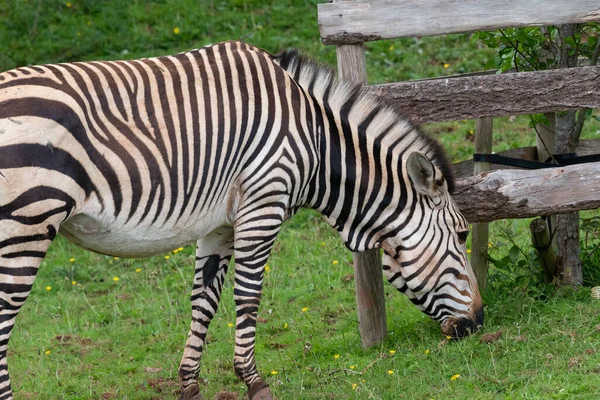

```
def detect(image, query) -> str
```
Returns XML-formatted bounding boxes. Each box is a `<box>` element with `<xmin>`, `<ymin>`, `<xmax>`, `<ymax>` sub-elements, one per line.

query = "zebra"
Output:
<box><xmin>0</xmin><ymin>40</ymin><xmax>483</xmax><ymax>399</ymax></box>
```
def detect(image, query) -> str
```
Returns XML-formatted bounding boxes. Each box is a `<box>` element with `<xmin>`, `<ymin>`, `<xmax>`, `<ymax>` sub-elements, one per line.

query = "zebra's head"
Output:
<box><xmin>381</xmin><ymin>151</ymin><xmax>483</xmax><ymax>339</ymax></box>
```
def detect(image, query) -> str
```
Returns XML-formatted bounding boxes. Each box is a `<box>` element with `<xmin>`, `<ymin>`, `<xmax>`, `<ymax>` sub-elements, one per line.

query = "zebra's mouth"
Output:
<box><xmin>441</xmin><ymin>315</ymin><xmax>482</xmax><ymax>339</ymax></box>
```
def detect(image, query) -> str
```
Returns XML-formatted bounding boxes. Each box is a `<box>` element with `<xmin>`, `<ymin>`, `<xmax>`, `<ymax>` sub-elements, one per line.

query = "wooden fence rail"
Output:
<box><xmin>319</xmin><ymin>0</ymin><xmax>600</xmax><ymax>44</ymax></box>
<box><xmin>366</xmin><ymin>65</ymin><xmax>600</xmax><ymax>124</ymax></box>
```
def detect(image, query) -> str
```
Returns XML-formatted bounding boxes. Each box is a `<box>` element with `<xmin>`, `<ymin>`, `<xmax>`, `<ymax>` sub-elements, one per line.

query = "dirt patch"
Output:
<box><xmin>214</xmin><ymin>390</ymin><xmax>238</xmax><ymax>400</ymax></box>
<box><xmin>480</xmin><ymin>330</ymin><xmax>503</xmax><ymax>344</ymax></box>
<box><xmin>146</xmin><ymin>378</ymin><xmax>179</xmax><ymax>394</ymax></box>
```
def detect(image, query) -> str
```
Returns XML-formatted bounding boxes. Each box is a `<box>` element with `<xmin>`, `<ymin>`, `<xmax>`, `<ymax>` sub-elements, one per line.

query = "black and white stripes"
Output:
<box><xmin>0</xmin><ymin>41</ymin><xmax>482</xmax><ymax>399</ymax></box>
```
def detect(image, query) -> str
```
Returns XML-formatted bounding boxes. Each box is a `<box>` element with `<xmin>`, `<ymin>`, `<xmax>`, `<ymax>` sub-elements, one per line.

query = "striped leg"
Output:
<box><xmin>232</xmin><ymin>205</ymin><xmax>285</xmax><ymax>400</ymax></box>
<box><xmin>0</xmin><ymin>221</ymin><xmax>59</xmax><ymax>400</ymax></box>
<box><xmin>178</xmin><ymin>227</ymin><xmax>233</xmax><ymax>400</ymax></box>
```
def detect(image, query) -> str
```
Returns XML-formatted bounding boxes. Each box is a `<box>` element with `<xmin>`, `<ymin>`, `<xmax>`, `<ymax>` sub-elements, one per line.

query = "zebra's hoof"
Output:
<box><xmin>179</xmin><ymin>384</ymin><xmax>205</xmax><ymax>400</ymax></box>
<box><xmin>247</xmin><ymin>380</ymin><xmax>273</xmax><ymax>400</ymax></box>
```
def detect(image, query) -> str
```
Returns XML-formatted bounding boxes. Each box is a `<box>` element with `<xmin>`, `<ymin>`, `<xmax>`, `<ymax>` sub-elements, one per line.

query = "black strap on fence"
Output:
<box><xmin>473</xmin><ymin>152</ymin><xmax>600</xmax><ymax>169</ymax></box>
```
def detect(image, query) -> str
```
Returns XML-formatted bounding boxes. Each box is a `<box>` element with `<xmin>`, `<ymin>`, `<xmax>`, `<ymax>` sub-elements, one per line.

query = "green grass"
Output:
<box><xmin>2</xmin><ymin>0</ymin><xmax>600</xmax><ymax>399</ymax></box>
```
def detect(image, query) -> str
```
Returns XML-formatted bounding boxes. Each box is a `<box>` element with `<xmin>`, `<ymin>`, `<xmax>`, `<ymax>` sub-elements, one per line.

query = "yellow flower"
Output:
<box><xmin>389</xmin><ymin>45</ymin><xmax>394</xmax><ymax>51</ymax></box>
<box><xmin>389</xmin><ymin>350</ymin><xmax>396</xmax><ymax>355</ymax></box>
<box><xmin>164</xmin><ymin>255</ymin><xmax>170</xmax><ymax>259</ymax></box>
<box><xmin>320</xmin><ymin>242</ymin><xmax>326</xmax><ymax>246</ymax></box>
<box><xmin>87</xmin><ymin>21</ymin><xmax>92</xmax><ymax>26</ymax></box>
<box><xmin>270</xmin><ymin>370</ymin><xmax>278</xmax><ymax>375</ymax></box>
<box><xmin>388</xmin><ymin>370</ymin><xmax>394</xmax><ymax>375</ymax></box>
<box><xmin>228</xmin><ymin>323</ymin><xmax>234</xmax><ymax>328</ymax></box>
<box><xmin>425</xmin><ymin>349</ymin><xmax>430</xmax><ymax>355</ymax></box>
<box><xmin>352</xmin><ymin>383</ymin><xmax>358</xmax><ymax>390</ymax></box>
<box><xmin>446</xmin><ymin>336</ymin><xmax>452</xmax><ymax>340</ymax></box>
<box><xmin>45</xmin><ymin>350</ymin><xmax>51</xmax><ymax>355</ymax></box>
<box><xmin>66</xmin><ymin>2</ymin><xmax>71</xmax><ymax>7</ymax></box>
<box><xmin>469</xmin><ymin>129</ymin><xmax>474</xmax><ymax>135</ymax></box>
<box><xmin>301</xmin><ymin>307</ymin><xmax>308</xmax><ymax>312</ymax></box>
<box><xmin>114</xmin><ymin>257</ymin><xmax>119</xmax><ymax>260</ymax></box>
<box><xmin>283</xmin><ymin>323</ymin><xmax>288</xmax><ymax>329</ymax></box>
<box><xmin>488</xmin><ymin>242</ymin><xmax>493</xmax><ymax>248</ymax></box>
<box><xmin>466</xmin><ymin>249</ymin><xmax>472</xmax><ymax>253</ymax></box>
<box><xmin>334</xmin><ymin>354</ymin><xmax>340</xmax><ymax>359</ymax></box>
<box><xmin>450</xmin><ymin>374</ymin><xmax>461</xmax><ymax>381</ymax></box>
<box><xmin>71</xmin><ymin>281</ymin><xmax>77</xmax><ymax>285</ymax></box>
<box><xmin>69</xmin><ymin>258</ymin><xmax>75</xmax><ymax>262</ymax></box>
<box><xmin>135</xmin><ymin>268</ymin><xmax>141</xmax><ymax>273</ymax></box>
<box><xmin>332</xmin><ymin>260</ymin><xmax>339</xmax><ymax>265</ymax></box>
<box><xmin>45</xmin><ymin>286</ymin><xmax>52</xmax><ymax>291</ymax></box>
<box><xmin>113</xmin><ymin>277</ymin><xmax>119</xmax><ymax>282</ymax></box>
<box><xmin>349</xmin><ymin>365</ymin><xmax>356</xmax><ymax>370</ymax></box>
<box><xmin>443</xmin><ymin>63</ymin><xmax>450</xmax><ymax>68</ymax></box>
<box><xmin>265</xmin><ymin>265</ymin><xmax>271</xmax><ymax>272</ymax></box>
<box><xmin>76</xmin><ymin>32</ymin><xmax>81</xmax><ymax>37</ymax></box>
<box><xmin>173</xmin><ymin>27</ymin><xmax>180</xmax><ymax>35</ymax></box>
<box><xmin>177</xmin><ymin>247</ymin><xmax>184</xmax><ymax>251</ymax></box>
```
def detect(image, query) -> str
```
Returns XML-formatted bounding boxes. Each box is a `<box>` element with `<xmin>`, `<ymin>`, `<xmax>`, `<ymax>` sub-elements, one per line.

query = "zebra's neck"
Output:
<box><xmin>274</xmin><ymin>49</ymin><xmax>453</xmax><ymax>252</ymax></box>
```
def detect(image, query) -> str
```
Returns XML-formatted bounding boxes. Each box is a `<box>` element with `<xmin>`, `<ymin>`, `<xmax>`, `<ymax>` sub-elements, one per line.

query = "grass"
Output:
<box><xmin>2</xmin><ymin>0</ymin><xmax>600</xmax><ymax>399</ymax></box>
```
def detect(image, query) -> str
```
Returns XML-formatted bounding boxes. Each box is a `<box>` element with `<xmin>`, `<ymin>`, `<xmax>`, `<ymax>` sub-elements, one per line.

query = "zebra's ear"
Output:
<box><xmin>406</xmin><ymin>152</ymin><xmax>443</xmax><ymax>197</ymax></box>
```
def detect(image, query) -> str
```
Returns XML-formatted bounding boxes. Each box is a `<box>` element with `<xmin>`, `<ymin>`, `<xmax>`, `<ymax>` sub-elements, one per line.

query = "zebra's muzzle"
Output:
<box><xmin>441</xmin><ymin>305</ymin><xmax>484</xmax><ymax>339</ymax></box>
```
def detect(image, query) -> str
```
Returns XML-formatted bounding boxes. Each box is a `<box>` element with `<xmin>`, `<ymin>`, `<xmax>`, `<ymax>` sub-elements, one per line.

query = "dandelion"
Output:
<box><xmin>425</xmin><ymin>349</ymin><xmax>430</xmax><ymax>355</ymax></box>
<box><xmin>388</xmin><ymin>370</ymin><xmax>394</xmax><ymax>375</ymax></box>
<box><xmin>265</xmin><ymin>265</ymin><xmax>271</xmax><ymax>272</ymax></box>
<box><xmin>114</xmin><ymin>257</ymin><xmax>119</xmax><ymax>260</ymax></box>
<box><xmin>283</xmin><ymin>323</ymin><xmax>288</xmax><ymax>329</ymax></box>
<box><xmin>352</xmin><ymin>383</ymin><xmax>358</xmax><ymax>390</ymax></box>
<box><xmin>334</xmin><ymin>354</ymin><xmax>340</xmax><ymax>359</ymax></box>
<box><xmin>76</xmin><ymin>32</ymin><xmax>81</xmax><ymax>37</ymax></box>
<box><xmin>389</xmin><ymin>45</ymin><xmax>394</xmax><ymax>51</ymax></box>
<box><xmin>45</xmin><ymin>286</ymin><xmax>52</xmax><ymax>291</ymax></box>
<box><xmin>446</xmin><ymin>335</ymin><xmax>452</xmax><ymax>340</ymax></box>
<box><xmin>164</xmin><ymin>255</ymin><xmax>170</xmax><ymax>260</ymax></box>
<box><xmin>488</xmin><ymin>242</ymin><xmax>493</xmax><ymax>248</ymax></box>
<box><xmin>69</xmin><ymin>257</ymin><xmax>75</xmax><ymax>262</ymax></box>
<box><xmin>66</xmin><ymin>2</ymin><xmax>71</xmax><ymax>7</ymax></box>
<box><xmin>301</xmin><ymin>307</ymin><xmax>308</xmax><ymax>312</ymax></box>
<box><xmin>349</xmin><ymin>365</ymin><xmax>355</xmax><ymax>370</ymax></box>
<box><xmin>466</xmin><ymin>249</ymin><xmax>472</xmax><ymax>254</ymax></box>
<box><xmin>450</xmin><ymin>374</ymin><xmax>461</xmax><ymax>381</ymax></box>
<box><xmin>113</xmin><ymin>277</ymin><xmax>119</xmax><ymax>282</ymax></box>
<box><xmin>87</xmin><ymin>21</ymin><xmax>92</xmax><ymax>26</ymax></box>
<box><xmin>443</xmin><ymin>63</ymin><xmax>450</xmax><ymax>68</ymax></box>
<box><xmin>469</xmin><ymin>129</ymin><xmax>474</xmax><ymax>135</ymax></box>
<box><xmin>228</xmin><ymin>323</ymin><xmax>234</xmax><ymax>328</ymax></box>
<box><xmin>71</xmin><ymin>281</ymin><xmax>77</xmax><ymax>285</ymax></box>
<box><xmin>320</xmin><ymin>242</ymin><xmax>326</xmax><ymax>246</ymax></box>
<box><xmin>389</xmin><ymin>350</ymin><xmax>396</xmax><ymax>355</ymax></box>
<box><xmin>135</xmin><ymin>268</ymin><xmax>141</xmax><ymax>273</ymax></box>
<box><xmin>270</xmin><ymin>370</ymin><xmax>278</xmax><ymax>375</ymax></box>
<box><xmin>45</xmin><ymin>350</ymin><xmax>51</xmax><ymax>355</ymax></box>
<box><xmin>173</xmin><ymin>27</ymin><xmax>180</xmax><ymax>35</ymax></box>
<box><xmin>332</xmin><ymin>260</ymin><xmax>339</xmax><ymax>265</ymax></box>
<box><xmin>178</xmin><ymin>247</ymin><xmax>184</xmax><ymax>251</ymax></box>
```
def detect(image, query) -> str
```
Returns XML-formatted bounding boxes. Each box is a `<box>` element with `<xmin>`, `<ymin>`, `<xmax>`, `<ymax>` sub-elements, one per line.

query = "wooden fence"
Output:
<box><xmin>318</xmin><ymin>0</ymin><xmax>600</xmax><ymax>348</ymax></box>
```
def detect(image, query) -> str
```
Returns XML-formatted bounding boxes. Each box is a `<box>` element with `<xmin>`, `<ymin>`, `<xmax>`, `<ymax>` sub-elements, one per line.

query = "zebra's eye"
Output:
<box><xmin>457</xmin><ymin>231</ymin><xmax>469</xmax><ymax>245</ymax></box>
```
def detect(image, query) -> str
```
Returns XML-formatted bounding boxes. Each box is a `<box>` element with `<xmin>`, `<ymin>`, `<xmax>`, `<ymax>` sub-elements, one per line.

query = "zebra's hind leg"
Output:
<box><xmin>0</xmin><ymin>220</ymin><xmax>60</xmax><ymax>400</ymax></box>
<box><xmin>178</xmin><ymin>227</ymin><xmax>233</xmax><ymax>400</ymax></box>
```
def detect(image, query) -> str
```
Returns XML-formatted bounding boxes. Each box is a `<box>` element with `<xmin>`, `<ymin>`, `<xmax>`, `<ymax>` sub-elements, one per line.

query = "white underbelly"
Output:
<box><xmin>60</xmin><ymin>212</ymin><xmax>221</xmax><ymax>257</ymax></box>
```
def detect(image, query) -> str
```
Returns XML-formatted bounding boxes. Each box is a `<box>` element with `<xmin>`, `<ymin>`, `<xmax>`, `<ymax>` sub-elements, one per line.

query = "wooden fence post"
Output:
<box><xmin>471</xmin><ymin>117</ymin><xmax>493</xmax><ymax>289</ymax></box>
<box><xmin>335</xmin><ymin>41</ymin><xmax>387</xmax><ymax>348</ymax></box>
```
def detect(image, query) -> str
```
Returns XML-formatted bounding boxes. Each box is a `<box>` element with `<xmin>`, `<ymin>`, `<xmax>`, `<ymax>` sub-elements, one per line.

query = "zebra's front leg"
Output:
<box><xmin>232</xmin><ymin>205</ymin><xmax>285</xmax><ymax>400</ymax></box>
<box><xmin>178</xmin><ymin>227</ymin><xmax>233</xmax><ymax>400</ymax></box>
<box><xmin>0</xmin><ymin>220</ymin><xmax>60</xmax><ymax>400</ymax></box>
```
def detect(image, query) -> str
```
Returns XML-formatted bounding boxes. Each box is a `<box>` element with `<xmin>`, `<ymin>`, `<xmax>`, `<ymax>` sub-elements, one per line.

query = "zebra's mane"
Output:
<box><xmin>273</xmin><ymin>49</ymin><xmax>455</xmax><ymax>193</ymax></box>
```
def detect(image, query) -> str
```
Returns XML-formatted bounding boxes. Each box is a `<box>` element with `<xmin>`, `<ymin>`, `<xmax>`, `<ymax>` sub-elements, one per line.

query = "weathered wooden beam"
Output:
<box><xmin>367</xmin><ymin>65</ymin><xmax>600</xmax><ymax>124</ymax></box>
<box><xmin>453</xmin><ymin>161</ymin><xmax>600</xmax><ymax>223</ymax></box>
<box><xmin>318</xmin><ymin>0</ymin><xmax>600</xmax><ymax>45</ymax></box>
<box><xmin>451</xmin><ymin>139</ymin><xmax>600</xmax><ymax>179</ymax></box>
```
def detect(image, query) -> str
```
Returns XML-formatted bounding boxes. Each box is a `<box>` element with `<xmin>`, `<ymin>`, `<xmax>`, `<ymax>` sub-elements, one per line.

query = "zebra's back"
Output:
<box><xmin>0</xmin><ymin>41</ymin><xmax>315</xmax><ymax>257</ymax></box>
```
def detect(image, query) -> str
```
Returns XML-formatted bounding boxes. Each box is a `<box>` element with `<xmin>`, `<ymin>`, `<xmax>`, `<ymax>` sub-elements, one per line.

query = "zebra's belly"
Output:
<box><xmin>59</xmin><ymin>213</ymin><xmax>213</xmax><ymax>258</ymax></box>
